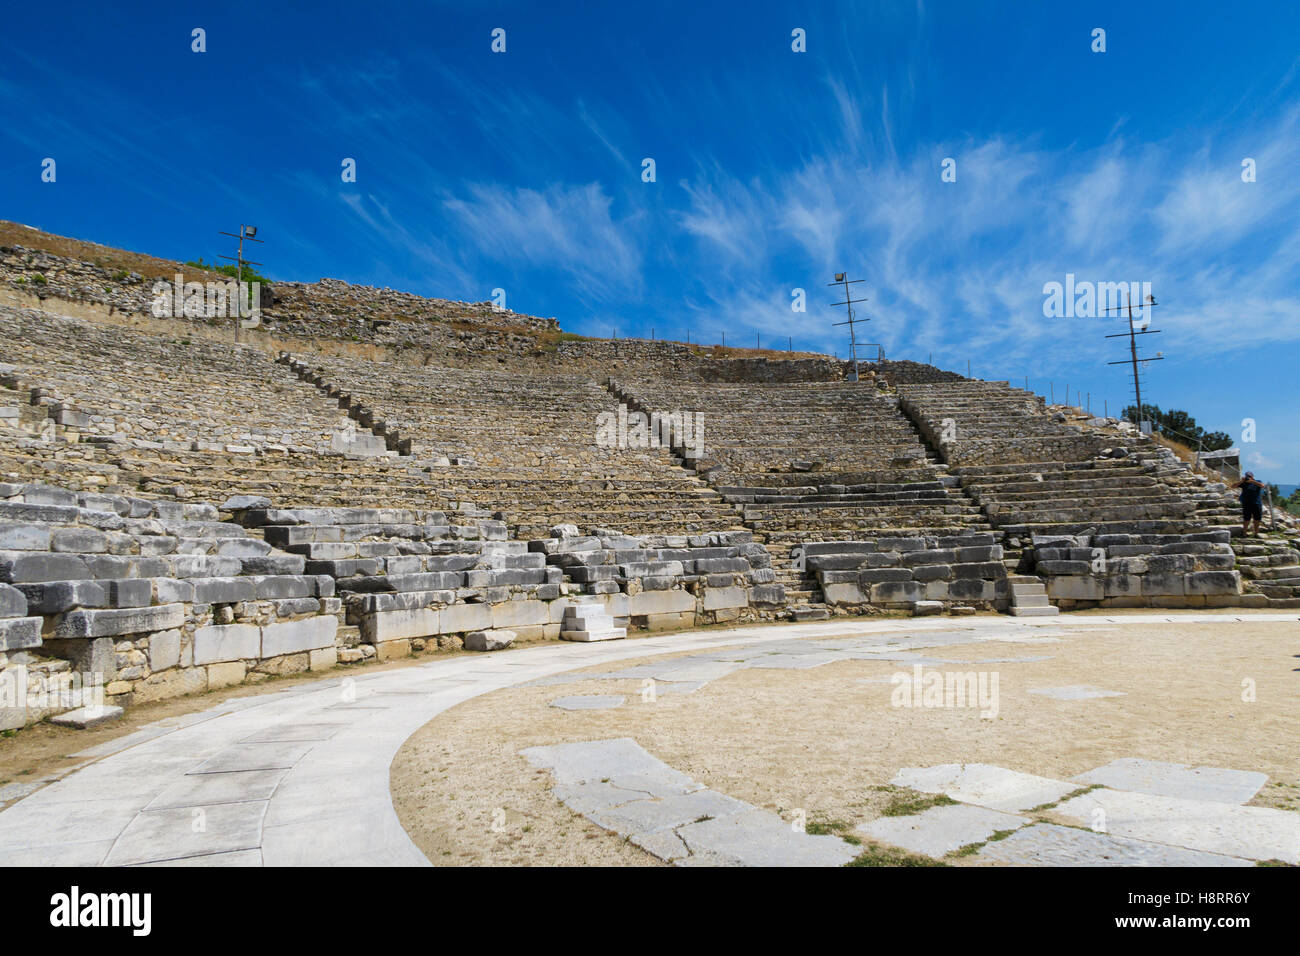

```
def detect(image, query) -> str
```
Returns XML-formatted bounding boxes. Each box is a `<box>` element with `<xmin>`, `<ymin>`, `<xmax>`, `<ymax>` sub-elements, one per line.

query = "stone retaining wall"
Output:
<box><xmin>805</xmin><ymin>532</ymin><xmax>1009</xmax><ymax>612</ymax></box>
<box><xmin>1029</xmin><ymin>531</ymin><xmax>1245</xmax><ymax>609</ymax></box>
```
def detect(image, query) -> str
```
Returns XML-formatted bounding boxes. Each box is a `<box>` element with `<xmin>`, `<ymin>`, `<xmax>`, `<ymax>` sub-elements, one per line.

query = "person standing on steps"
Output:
<box><xmin>1231</xmin><ymin>471</ymin><xmax>1266</xmax><ymax>536</ymax></box>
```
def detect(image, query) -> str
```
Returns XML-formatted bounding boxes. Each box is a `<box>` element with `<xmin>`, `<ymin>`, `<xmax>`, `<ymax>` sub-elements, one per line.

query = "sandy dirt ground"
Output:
<box><xmin>390</xmin><ymin>618</ymin><xmax>1300</xmax><ymax>865</ymax></box>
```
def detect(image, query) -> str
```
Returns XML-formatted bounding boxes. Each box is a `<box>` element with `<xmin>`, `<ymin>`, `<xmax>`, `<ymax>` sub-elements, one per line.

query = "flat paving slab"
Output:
<box><xmin>893</xmin><ymin>763</ymin><xmax>1079</xmax><ymax>812</ymax></box>
<box><xmin>143</xmin><ymin>768</ymin><xmax>286</xmax><ymax>811</ymax></box>
<box><xmin>1072</xmin><ymin>758</ymin><xmax>1268</xmax><ymax>805</ymax></box>
<box><xmin>1053</xmin><ymin>788</ymin><xmax>1300</xmax><ymax>863</ymax></box>
<box><xmin>524</xmin><ymin>737</ymin><xmax>858</xmax><ymax>866</ymax></box>
<box><xmin>860</xmin><ymin>803</ymin><xmax>1029</xmax><ymax>858</ymax></box>
<box><xmin>676</xmin><ymin>809</ymin><xmax>859</xmax><ymax>867</ymax></box>
<box><xmin>975</xmin><ymin>823</ymin><xmax>1253</xmax><ymax>867</ymax></box>
<box><xmin>104</xmin><ymin>801</ymin><xmax>268</xmax><ymax>866</ymax></box>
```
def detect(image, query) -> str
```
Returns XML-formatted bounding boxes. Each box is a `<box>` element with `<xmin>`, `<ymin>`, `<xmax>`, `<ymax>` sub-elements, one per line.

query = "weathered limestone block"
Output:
<box><xmin>0</xmin><ymin>582</ymin><xmax>25</xmax><ymax>617</ymax></box>
<box><xmin>1104</xmin><ymin>574</ymin><xmax>1142</xmax><ymax>598</ymax></box>
<box><xmin>252</xmin><ymin>652</ymin><xmax>311</xmax><ymax>676</ymax></box>
<box><xmin>191</xmin><ymin>576</ymin><xmax>256</xmax><ymax>604</ymax></box>
<box><xmin>1183</xmin><ymin>571</ymin><xmax>1241</xmax><ymax>596</ymax></box>
<box><xmin>858</xmin><ymin>568</ymin><xmax>913</xmax><ymax>583</ymax></box>
<box><xmin>374</xmin><ymin>639</ymin><xmax>411</xmax><ymax>660</ymax></box>
<box><xmin>152</xmin><ymin>578</ymin><xmax>196</xmax><ymax>604</ymax></box>
<box><xmin>132</xmin><ymin>666</ymin><xmax>207</xmax><ymax>703</ymax></box>
<box><xmin>1046</xmin><ymin>576</ymin><xmax>1104</xmax><ymax>601</ymax></box>
<box><xmin>261</xmin><ymin>616</ymin><xmax>337</xmax><ymax>657</ymax></box>
<box><xmin>207</xmin><ymin>661</ymin><xmax>246</xmax><ymax>689</ymax></box>
<box><xmin>701</xmin><ymin>586</ymin><xmax>747</xmax><ymax>611</ymax></box>
<box><xmin>0</xmin><ymin>616</ymin><xmax>41</xmax><ymax>651</ymax></box>
<box><xmin>50</xmin><ymin>527</ymin><xmax>108</xmax><ymax>553</ymax></box>
<box><xmin>747</xmin><ymin>584</ymin><xmax>785</xmax><ymax>606</ymax></box>
<box><xmin>870</xmin><ymin>581</ymin><xmax>925</xmax><ymax>603</ymax></box>
<box><xmin>491</xmin><ymin>599</ymin><xmax>550</xmax><ymax>629</ymax></box>
<box><xmin>627</xmin><ymin>589</ymin><xmax>695</xmax><ymax>616</ymax></box>
<box><xmin>40</xmin><ymin>635</ymin><xmax>116</xmax><ymax>678</ymax></box>
<box><xmin>309</xmin><ymin>647</ymin><xmax>337</xmax><ymax>670</ymax></box>
<box><xmin>0</xmin><ymin>551</ymin><xmax>90</xmax><ymax>583</ymax></box>
<box><xmin>437</xmin><ymin>602</ymin><xmax>493</xmax><ymax>634</ymax></box>
<box><xmin>0</xmin><ymin>523</ymin><xmax>51</xmax><ymax>551</ymax></box>
<box><xmin>361</xmin><ymin>608</ymin><xmax>438</xmax><ymax>644</ymax></box>
<box><xmin>54</xmin><ymin>603</ymin><xmax>184</xmax><ymax>639</ymax></box>
<box><xmin>823</xmin><ymin>582</ymin><xmax>869</xmax><ymax>605</ymax></box>
<box><xmin>1037</xmin><ymin>560</ymin><xmax>1092</xmax><ymax>576</ymax></box>
<box><xmin>148</xmin><ymin>628</ymin><xmax>182</xmax><ymax>670</ymax></box>
<box><xmin>901</xmin><ymin>549</ymin><xmax>956</xmax><ymax>567</ymax></box>
<box><xmin>1142</xmin><ymin>572</ymin><xmax>1186</xmax><ymax>596</ymax></box>
<box><xmin>464</xmin><ymin>628</ymin><xmax>517</xmax><ymax>651</ymax></box>
<box><xmin>193</xmin><ymin>623</ymin><xmax>260</xmax><ymax>665</ymax></box>
<box><xmin>913</xmin><ymin>564</ymin><xmax>953</xmax><ymax>582</ymax></box>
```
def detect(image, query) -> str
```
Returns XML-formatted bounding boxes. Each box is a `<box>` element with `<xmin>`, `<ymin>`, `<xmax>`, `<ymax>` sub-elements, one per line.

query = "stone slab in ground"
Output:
<box><xmin>649</xmin><ymin>680</ymin><xmax>708</xmax><ymax>695</ymax></box>
<box><xmin>975</xmin><ymin>823</ymin><xmax>1253</xmax><ymax>867</ymax></box>
<box><xmin>189</xmin><ymin>741</ymin><xmax>315</xmax><ymax>774</ymax></box>
<box><xmin>548</xmin><ymin>695</ymin><xmax>626</xmax><ymax>711</ymax></box>
<box><xmin>860</xmin><ymin>803</ymin><xmax>1029</xmax><ymax>858</ymax></box>
<box><xmin>48</xmin><ymin>705</ymin><xmax>123</xmax><ymax>729</ymax></box>
<box><xmin>589</xmin><ymin>788</ymin><xmax>750</xmax><ymax>838</ymax></box>
<box><xmin>1053</xmin><ymin>788</ymin><xmax>1300</xmax><ymax>863</ymax></box>
<box><xmin>145</xmin><ymin>768</ymin><xmax>287</xmax><ymax>811</ymax></box>
<box><xmin>520</xmin><ymin>738</ymin><xmax>699</xmax><ymax>791</ymax></box>
<box><xmin>651</xmin><ymin>661</ymin><xmax>744</xmax><ymax>681</ymax></box>
<box><xmin>103</xmin><ymin>801</ymin><xmax>268</xmax><ymax>866</ymax></box>
<box><xmin>893</xmin><ymin>763</ymin><xmax>1078</xmax><ymax>813</ymax></box>
<box><xmin>524</xmin><ymin>737</ymin><xmax>856</xmax><ymax>866</ymax></box>
<box><xmin>675</xmin><ymin>809</ymin><xmax>860</xmax><ymax>867</ymax></box>
<box><xmin>1029</xmin><ymin>685</ymin><xmax>1126</xmax><ymax>700</ymax></box>
<box><xmin>240</xmin><ymin>722</ymin><xmax>349</xmax><ymax>743</ymax></box>
<box><xmin>1072</xmin><ymin>758</ymin><xmax>1267</xmax><ymax>805</ymax></box>
<box><xmin>745</xmin><ymin>653</ymin><xmax>842</xmax><ymax>669</ymax></box>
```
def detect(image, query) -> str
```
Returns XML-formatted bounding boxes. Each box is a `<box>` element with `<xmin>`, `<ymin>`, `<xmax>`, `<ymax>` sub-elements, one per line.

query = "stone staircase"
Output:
<box><xmin>1233</xmin><ymin>535</ymin><xmax>1300</xmax><ymax>608</ymax></box>
<box><xmin>1007</xmin><ymin>575</ymin><xmax>1058</xmax><ymax>616</ymax></box>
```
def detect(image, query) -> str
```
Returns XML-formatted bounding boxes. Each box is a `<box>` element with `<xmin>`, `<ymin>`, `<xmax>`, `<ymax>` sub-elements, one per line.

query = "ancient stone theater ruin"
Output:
<box><xmin>0</xmin><ymin>224</ymin><xmax>1296</xmax><ymax>867</ymax></box>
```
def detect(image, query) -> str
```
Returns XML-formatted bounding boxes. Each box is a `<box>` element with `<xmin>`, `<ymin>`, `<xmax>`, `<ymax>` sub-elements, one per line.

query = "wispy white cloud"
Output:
<box><xmin>443</xmin><ymin>182</ymin><xmax>643</xmax><ymax>299</ymax></box>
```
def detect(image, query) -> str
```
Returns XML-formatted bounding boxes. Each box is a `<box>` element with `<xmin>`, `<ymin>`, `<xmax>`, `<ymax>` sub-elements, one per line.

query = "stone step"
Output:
<box><xmin>1010</xmin><ymin>605</ymin><xmax>1059</xmax><ymax>617</ymax></box>
<box><xmin>790</xmin><ymin>605</ymin><xmax>830</xmax><ymax>621</ymax></box>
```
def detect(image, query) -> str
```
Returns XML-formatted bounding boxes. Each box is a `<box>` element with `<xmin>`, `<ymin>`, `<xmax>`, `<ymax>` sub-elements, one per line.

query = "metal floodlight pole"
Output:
<box><xmin>1104</xmin><ymin>290</ymin><xmax>1161</xmax><ymax>429</ymax></box>
<box><xmin>828</xmin><ymin>272</ymin><xmax>869</xmax><ymax>382</ymax></box>
<box><xmin>218</xmin><ymin>224</ymin><xmax>264</xmax><ymax>343</ymax></box>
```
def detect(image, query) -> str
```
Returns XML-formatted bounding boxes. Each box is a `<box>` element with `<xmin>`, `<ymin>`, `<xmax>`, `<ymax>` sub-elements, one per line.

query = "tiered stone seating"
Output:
<box><xmin>0</xmin><ymin>305</ymin><xmax>462</xmax><ymax>511</ymax></box>
<box><xmin>533</xmin><ymin>528</ymin><xmax>781</xmax><ymax>629</ymax></box>
<box><xmin>0</xmin><ymin>306</ymin><xmax>368</xmax><ymax>454</ymax></box>
<box><xmin>897</xmin><ymin>379</ymin><xmax>1241</xmax><ymax>545</ymax></box>
<box><xmin>951</xmin><ymin>459</ymin><xmax>1205</xmax><ymax>539</ymax></box>
<box><xmin>611</xmin><ymin>378</ymin><xmax>991</xmax><ymax>607</ymax></box>
<box><xmin>615</xmin><ymin>379</ymin><xmax>931</xmax><ymax>474</ymax></box>
<box><xmin>0</xmin><ymin>481</ymin><xmax>341</xmax><ymax>727</ymax></box>
<box><xmin>236</xmin><ymin>504</ymin><xmax>564</xmax><ymax>652</ymax></box>
<box><xmin>293</xmin><ymin>354</ymin><xmax>742</xmax><ymax>538</ymax></box>
<box><xmin>897</xmin><ymin>380</ymin><xmax>1111</xmax><ymax>466</ymax></box>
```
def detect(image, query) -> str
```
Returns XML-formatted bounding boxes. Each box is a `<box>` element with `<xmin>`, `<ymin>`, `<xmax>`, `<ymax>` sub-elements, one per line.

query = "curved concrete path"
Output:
<box><xmin>0</xmin><ymin>612</ymin><xmax>1292</xmax><ymax>866</ymax></box>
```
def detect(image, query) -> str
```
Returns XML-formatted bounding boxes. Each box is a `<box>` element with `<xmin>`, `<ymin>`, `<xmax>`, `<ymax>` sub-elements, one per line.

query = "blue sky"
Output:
<box><xmin>2</xmin><ymin>1</ymin><xmax>1298</xmax><ymax>480</ymax></box>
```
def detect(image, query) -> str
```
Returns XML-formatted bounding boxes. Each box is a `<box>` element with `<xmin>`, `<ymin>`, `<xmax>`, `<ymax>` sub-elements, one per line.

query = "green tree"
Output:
<box><xmin>1120</xmin><ymin>404</ymin><xmax>1233</xmax><ymax>451</ymax></box>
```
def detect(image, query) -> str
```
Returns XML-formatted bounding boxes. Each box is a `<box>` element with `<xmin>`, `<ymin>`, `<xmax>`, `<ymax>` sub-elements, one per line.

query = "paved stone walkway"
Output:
<box><xmin>0</xmin><ymin>613</ymin><xmax>1293</xmax><ymax>866</ymax></box>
